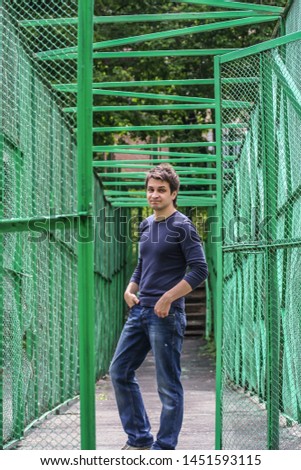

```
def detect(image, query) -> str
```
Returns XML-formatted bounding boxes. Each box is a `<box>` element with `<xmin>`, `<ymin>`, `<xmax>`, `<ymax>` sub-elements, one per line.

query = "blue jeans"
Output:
<box><xmin>109</xmin><ymin>305</ymin><xmax>187</xmax><ymax>450</ymax></box>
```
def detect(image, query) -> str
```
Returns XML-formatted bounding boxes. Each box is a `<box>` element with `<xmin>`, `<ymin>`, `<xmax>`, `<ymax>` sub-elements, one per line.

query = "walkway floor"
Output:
<box><xmin>16</xmin><ymin>336</ymin><xmax>216</xmax><ymax>450</ymax></box>
<box><xmin>96</xmin><ymin>336</ymin><xmax>216</xmax><ymax>450</ymax></box>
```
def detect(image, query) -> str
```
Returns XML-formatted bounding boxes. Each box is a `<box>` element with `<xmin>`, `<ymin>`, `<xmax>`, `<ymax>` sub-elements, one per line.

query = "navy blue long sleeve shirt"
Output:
<box><xmin>130</xmin><ymin>211</ymin><xmax>208</xmax><ymax>309</ymax></box>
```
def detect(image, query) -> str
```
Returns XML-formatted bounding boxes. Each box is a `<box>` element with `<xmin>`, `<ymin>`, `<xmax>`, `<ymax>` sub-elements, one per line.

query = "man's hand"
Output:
<box><xmin>124</xmin><ymin>282</ymin><xmax>140</xmax><ymax>308</ymax></box>
<box><xmin>154</xmin><ymin>294</ymin><xmax>172</xmax><ymax>318</ymax></box>
<box><xmin>124</xmin><ymin>291</ymin><xmax>140</xmax><ymax>308</ymax></box>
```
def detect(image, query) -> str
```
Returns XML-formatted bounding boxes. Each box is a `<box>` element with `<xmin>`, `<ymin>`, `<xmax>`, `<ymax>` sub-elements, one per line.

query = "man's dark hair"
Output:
<box><xmin>145</xmin><ymin>163</ymin><xmax>180</xmax><ymax>207</ymax></box>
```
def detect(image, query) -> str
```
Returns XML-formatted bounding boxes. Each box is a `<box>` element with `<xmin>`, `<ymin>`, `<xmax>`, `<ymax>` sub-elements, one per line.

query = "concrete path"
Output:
<box><xmin>16</xmin><ymin>336</ymin><xmax>215</xmax><ymax>450</ymax></box>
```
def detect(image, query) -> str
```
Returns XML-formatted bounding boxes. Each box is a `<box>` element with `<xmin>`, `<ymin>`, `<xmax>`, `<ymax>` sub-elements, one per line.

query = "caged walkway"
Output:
<box><xmin>16</xmin><ymin>336</ymin><xmax>215</xmax><ymax>451</ymax></box>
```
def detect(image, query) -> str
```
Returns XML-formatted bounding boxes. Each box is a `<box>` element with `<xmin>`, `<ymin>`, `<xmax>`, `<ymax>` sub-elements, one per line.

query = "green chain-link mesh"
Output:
<box><xmin>0</xmin><ymin>1</ymin><xmax>126</xmax><ymax>449</ymax></box>
<box><xmin>220</xmin><ymin>37</ymin><xmax>301</xmax><ymax>450</ymax></box>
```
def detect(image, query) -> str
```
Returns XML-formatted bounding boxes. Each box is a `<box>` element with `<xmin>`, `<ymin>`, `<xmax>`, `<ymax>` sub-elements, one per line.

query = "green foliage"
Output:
<box><xmin>93</xmin><ymin>1</ymin><xmax>287</xmax><ymax>147</ymax></box>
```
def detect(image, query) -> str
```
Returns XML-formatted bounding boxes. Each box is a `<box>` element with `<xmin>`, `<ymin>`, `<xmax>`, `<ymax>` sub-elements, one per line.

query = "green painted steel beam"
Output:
<box><xmin>66</xmin><ymin>101</ymin><xmax>250</xmax><ymax>113</ymax></box>
<box><xmin>171</xmin><ymin>0</ymin><xmax>284</xmax><ymax>14</ymax></box>
<box><xmin>65</xmin><ymin>103</ymin><xmax>215</xmax><ymax>113</ymax></box>
<box><xmin>19</xmin><ymin>11</ymin><xmax>275</xmax><ymax>27</ymax></box>
<box><xmin>220</xmin><ymin>30</ymin><xmax>301</xmax><ymax>64</ymax></box>
<box><xmin>104</xmin><ymin>190</ymin><xmax>217</xmax><ymax>196</ymax></box>
<box><xmin>110</xmin><ymin>200</ymin><xmax>217</xmax><ymax>207</ymax></box>
<box><xmin>92</xmin><ymin>124</ymin><xmax>216</xmax><ymax>133</ymax></box>
<box><xmin>110</xmin><ymin>201</ymin><xmax>216</xmax><ymax>207</ymax></box>
<box><xmin>37</xmin><ymin>16</ymin><xmax>278</xmax><ymax>60</ymax></box>
<box><xmin>91</xmin><ymin>89</ymin><xmax>214</xmax><ymax>104</ymax></box>
<box><xmin>214</xmin><ymin>54</ymin><xmax>223</xmax><ymax>450</ymax></box>
<box><xmin>93</xmin><ymin>161</ymin><xmax>234</xmax><ymax>170</ymax></box>
<box><xmin>106</xmin><ymin>195</ymin><xmax>216</xmax><ymax>202</ymax></box>
<box><xmin>112</xmin><ymin>202</ymin><xmax>216</xmax><ymax>208</ymax></box>
<box><xmin>0</xmin><ymin>214</ymin><xmax>80</xmax><ymax>234</ymax></box>
<box><xmin>93</xmin><ymin>148</ymin><xmax>214</xmax><ymax>158</ymax></box>
<box><xmin>262</xmin><ymin>52</ymin><xmax>280</xmax><ymax>451</ymax></box>
<box><xmin>67</xmin><ymin>101</ymin><xmax>251</xmax><ymax>113</ymax></box>
<box><xmin>94</xmin><ymin>141</ymin><xmax>240</xmax><ymax>150</ymax></box>
<box><xmin>94</xmin><ymin>142</ymin><xmax>217</xmax><ymax>151</ymax></box>
<box><xmin>93</xmin><ymin>48</ymin><xmax>235</xmax><ymax>59</ymax></box>
<box><xmin>0</xmin><ymin>21</ymin><xmax>3</xmax><ymax>444</ymax></box>
<box><xmin>38</xmin><ymin>49</ymin><xmax>237</xmax><ymax>61</ymax></box>
<box><xmin>223</xmin><ymin>238</ymin><xmax>301</xmax><ymax>252</ymax></box>
<box><xmin>97</xmin><ymin>168</ymin><xmax>217</xmax><ymax>178</ymax></box>
<box><xmin>91</xmin><ymin>123</ymin><xmax>245</xmax><ymax>133</ymax></box>
<box><xmin>77</xmin><ymin>0</ymin><xmax>95</xmax><ymax>450</ymax></box>
<box><xmin>54</xmin><ymin>79</ymin><xmax>215</xmax><ymax>92</ymax></box>
<box><xmin>93</xmin><ymin>158</ymin><xmax>217</xmax><ymax>167</ymax></box>
<box><xmin>95</xmin><ymin>143</ymin><xmax>215</xmax><ymax>150</ymax></box>
<box><xmin>221</xmin><ymin>77</ymin><xmax>258</xmax><ymax>84</ymax></box>
<box><xmin>102</xmin><ymin>179</ymin><xmax>216</xmax><ymax>186</ymax></box>
<box><xmin>88</xmin><ymin>16</ymin><xmax>280</xmax><ymax>50</ymax></box>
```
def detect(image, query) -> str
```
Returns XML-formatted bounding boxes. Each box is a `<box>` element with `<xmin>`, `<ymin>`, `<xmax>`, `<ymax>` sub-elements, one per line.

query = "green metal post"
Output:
<box><xmin>214</xmin><ymin>55</ymin><xmax>224</xmax><ymax>450</ymax></box>
<box><xmin>0</xmin><ymin>1</ymin><xmax>3</xmax><ymax>449</ymax></box>
<box><xmin>77</xmin><ymin>0</ymin><xmax>96</xmax><ymax>450</ymax></box>
<box><xmin>14</xmin><ymin>148</ymin><xmax>24</xmax><ymax>440</ymax></box>
<box><xmin>262</xmin><ymin>56</ymin><xmax>280</xmax><ymax>450</ymax></box>
<box><xmin>0</xmin><ymin>135</ymin><xmax>3</xmax><ymax>449</ymax></box>
<box><xmin>30</xmin><ymin>71</ymin><xmax>39</xmax><ymax>420</ymax></box>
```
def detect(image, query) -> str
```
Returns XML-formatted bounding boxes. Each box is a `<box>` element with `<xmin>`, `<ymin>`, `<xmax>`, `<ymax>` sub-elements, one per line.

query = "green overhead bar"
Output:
<box><xmin>102</xmin><ymin>179</ymin><xmax>217</xmax><ymax>187</ymax></box>
<box><xmin>104</xmin><ymin>190</ymin><xmax>217</xmax><ymax>196</ymax></box>
<box><xmin>65</xmin><ymin>104</ymin><xmax>216</xmax><ymax>112</ymax></box>
<box><xmin>171</xmin><ymin>0</ymin><xmax>284</xmax><ymax>14</ymax></box>
<box><xmin>93</xmin><ymin>142</ymin><xmax>218</xmax><ymax>150</ymax></box>
<box><xmin>38</xmin><ymin>49</ymin><xmax>237</xmax><ymax>61</ymax></box>
<box><xmin>91</xmin><ymin>123</ymin><xmax>247</xmax><ymax>133</ymax></box>
<box><xmin>92</xmin><ymin>124</ymin><xmax>216</xmax><ymax>133</ymax></box>
<box><xmin>19</xmin><ymin>10</ymin><xmax>281</xmax><ymax>28</ymax></box>
<box><xmin>90</xmin><ymin>89</ymin><xmax>215</xmax><ymax>104</ymax></box>
<box><xmin>36</xmin><ymin>16</ymin><xmax>279</xmax><ymax>61</ymax></box>
<box><xmin>54</xmin><ymin>80</ymin><xmax>215</xmax><ymax>92</ymax></box>
<box><xmin>65</xmin><ymin>101</ymin><xmax>252</xmax><ymax>113</ymax></box>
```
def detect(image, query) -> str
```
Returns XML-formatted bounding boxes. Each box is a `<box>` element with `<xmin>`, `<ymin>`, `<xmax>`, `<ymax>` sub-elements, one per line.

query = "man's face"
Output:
<box><xmin>146</xmin><ymin>178</ymin><xmax>177</xmax><ymax>212</ymax></box>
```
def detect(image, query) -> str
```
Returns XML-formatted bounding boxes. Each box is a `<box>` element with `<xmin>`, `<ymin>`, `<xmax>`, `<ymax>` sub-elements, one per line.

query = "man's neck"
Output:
<box><xmin>154</xmin><ymin>207</ymin><xmax>177</xmax><ymax>221</ymax></box>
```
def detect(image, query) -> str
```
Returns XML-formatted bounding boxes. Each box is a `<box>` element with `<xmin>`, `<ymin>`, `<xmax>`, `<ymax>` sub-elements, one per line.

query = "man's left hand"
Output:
<box><xmin>154</xmin><ymin>295</ymin><xmax>172</xmax><ymax>318</ymax></box>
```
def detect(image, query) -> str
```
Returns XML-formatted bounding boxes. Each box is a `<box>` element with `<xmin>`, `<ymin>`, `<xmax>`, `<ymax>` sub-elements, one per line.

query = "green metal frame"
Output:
<box><xmin>1</xmin><ymin>0</ymin><xmax>291</xmax><ymax>451</ymax></box>
<box><xmin>73</xmin><ymin>2</ymin><xmax>283</xmax><ymax>447</ymax></box>
<box><xmin>0</xmin><ymin>0</ymin><xmax>3</xmax><ymax>449</ymax></box>
<box><xmin>77</xmin><ymin>0</ymin><xmax>95</xmax><ymax>450</ymax></box>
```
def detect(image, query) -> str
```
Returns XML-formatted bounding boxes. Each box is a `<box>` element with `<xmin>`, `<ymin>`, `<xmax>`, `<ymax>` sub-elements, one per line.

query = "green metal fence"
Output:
<box><xmin>0</xmin><ymin>1</ymin><xmax>126</xmax><ymax>449</ymax></box>
<box><xmin>215</xmin><ymin>30</ymin><xmax>301</xmax><ymax>449</ymax></box>
<box><xmin>2</xmin><ymin>0</ymin><xmax>300</xmax><ymax>452</ymax></box>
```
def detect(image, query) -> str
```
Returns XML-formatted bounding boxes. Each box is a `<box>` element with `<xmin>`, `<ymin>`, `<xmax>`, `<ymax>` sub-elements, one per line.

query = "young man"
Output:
<box><xmin>109</xmin><ymin>163</ymin><xmax>208</xmax><ymax>450</ymax></box>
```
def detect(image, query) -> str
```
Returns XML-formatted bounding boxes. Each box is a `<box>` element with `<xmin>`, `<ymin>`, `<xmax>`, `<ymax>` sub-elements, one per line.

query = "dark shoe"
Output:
<box><xmin>121</xmin><ymin>444</ymin><xmax>151</xmax><ymax>450</ymax></box>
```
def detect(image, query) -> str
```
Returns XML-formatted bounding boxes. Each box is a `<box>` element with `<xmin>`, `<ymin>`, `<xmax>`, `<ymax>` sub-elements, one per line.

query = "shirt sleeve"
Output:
<box><xmin>130</xmin><ymin>256</ymin><xmax>142</xmax><ymax>285</ymax></box>
<box><xmin>179</xmin><ymin>221</ymin><xmax>208</xmax><ymax>289</ymax></box>
<box><xmin>129</xmin><ymin>221</ymin><xmax>143</xmax><ymax>285</ymax></box>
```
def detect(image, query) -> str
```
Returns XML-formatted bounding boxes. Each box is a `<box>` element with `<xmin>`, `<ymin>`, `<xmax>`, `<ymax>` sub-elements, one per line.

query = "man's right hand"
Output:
<box><xmin>124</xmin><ymin>291</ymin><xmax>140</xmax><ymax>308</ymax></box>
